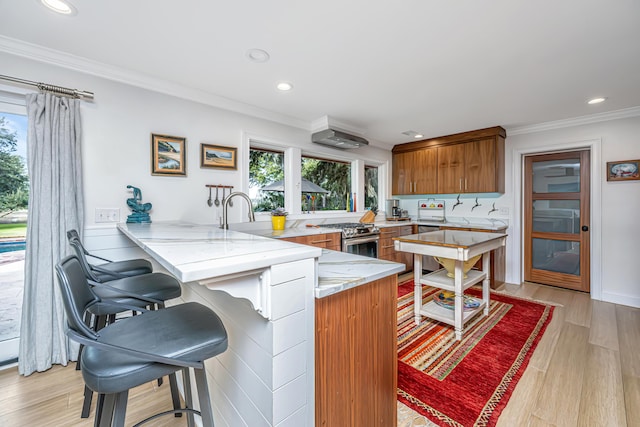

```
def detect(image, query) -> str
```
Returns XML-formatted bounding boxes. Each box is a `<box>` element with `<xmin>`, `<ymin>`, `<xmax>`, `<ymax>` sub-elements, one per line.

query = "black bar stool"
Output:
<box><xmin>66</xmin><ymin>230</ymin><xmax>183</xmax><ymax>418</ymax></box>
<box><xmin>56</xmin><ymin>255</ymin><xmax>228</xmax><ymax>427</ymax></box>
<box><xmin>67</xmin><ymin>229</ymin><xmax>153</xmax><ymax>282</ymax></box>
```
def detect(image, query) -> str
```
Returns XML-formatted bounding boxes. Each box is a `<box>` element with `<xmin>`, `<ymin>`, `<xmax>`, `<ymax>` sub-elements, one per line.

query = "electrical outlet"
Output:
<box><xmin>499</xmin><ymin>207</ymin><xmax>509</xmax><ymax>215</ymax></box>
<box><xmin>95</xmin><ymin>208</ymin><xmax>120</xmax><ymax>223</ymax></box>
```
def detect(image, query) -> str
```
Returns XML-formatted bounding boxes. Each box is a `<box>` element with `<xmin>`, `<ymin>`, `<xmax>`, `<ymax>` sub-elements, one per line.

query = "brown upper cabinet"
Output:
<box><xmin>392</xmin><ymin>126</ymin><xmax>506</xmax><ymax>195</ymax></box>
<box><xmin>392</xmin><ymin>148</ymin><xmax>437</xmax><ymax>194</ymax></box>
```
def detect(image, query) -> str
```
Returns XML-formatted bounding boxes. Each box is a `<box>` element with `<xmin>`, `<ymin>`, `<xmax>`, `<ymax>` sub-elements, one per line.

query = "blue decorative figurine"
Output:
<box><xmin>126</xmin><ymin>185</ymin><xmax>152</xmax><ymax>223</ymax></box>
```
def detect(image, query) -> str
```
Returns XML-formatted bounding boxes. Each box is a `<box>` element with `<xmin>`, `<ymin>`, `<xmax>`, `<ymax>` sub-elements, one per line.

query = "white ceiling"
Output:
<box><xmin>1</xmin><ymin>0</ymin><xmax>639</xmax><ymax>148</ymax></box>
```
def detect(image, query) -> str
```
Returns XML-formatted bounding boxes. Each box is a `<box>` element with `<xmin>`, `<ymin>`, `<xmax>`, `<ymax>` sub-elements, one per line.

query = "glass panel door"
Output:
<box><xmin>524</xmin><ymin>150</ymin><xmax>590</xmax><ymax>292</ymax></box>
<box><xmin>0</xmin><ymin>107</ymin><xmax>28</xmax><ymax>365</ymax></box>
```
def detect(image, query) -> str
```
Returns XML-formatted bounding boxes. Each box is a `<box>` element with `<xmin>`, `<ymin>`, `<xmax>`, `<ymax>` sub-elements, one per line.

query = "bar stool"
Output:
<box><xmin>66</xmin><ymin>230</ymin><xmax>183</xmax><ymax>418</ymax></box>
<box><xmin>56</xmin><ymin>255</ymin><xmax>228</xmax><ymax>427</ymax></box>
<box><xmin>66</xmin><ymin>229</ymin><xmax>153</xmax><ymax>282</ymax></box>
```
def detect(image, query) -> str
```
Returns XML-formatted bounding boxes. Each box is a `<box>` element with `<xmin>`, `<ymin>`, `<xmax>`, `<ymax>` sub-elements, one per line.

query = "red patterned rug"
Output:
<box><xmin>397</xmin><ymin>280</ymin><xmax>554</xmax><ymax>427</ymax></box>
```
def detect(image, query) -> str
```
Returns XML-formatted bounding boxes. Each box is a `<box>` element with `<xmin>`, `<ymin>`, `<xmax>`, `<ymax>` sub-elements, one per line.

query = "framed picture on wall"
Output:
<box><xmin>200</xmin><ymin>143</ymin><xmax>237</xmax><ymax>170</ymax></box>
<box><xmin>151</xmin><ymin>133</ymin><xmax>186</xmax><ymax>176</ymax></box>
<box><xmin>606</xmin><ymin>159</ymin><xmax>639</xmax><ymax>181</ymax></box>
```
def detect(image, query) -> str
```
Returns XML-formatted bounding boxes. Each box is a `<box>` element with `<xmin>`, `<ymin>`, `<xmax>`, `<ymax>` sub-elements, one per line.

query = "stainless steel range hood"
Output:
<box><xmin>311</xmin><ymin>128</ymin><xmax>369</xmax><ymax>149</ymax></box>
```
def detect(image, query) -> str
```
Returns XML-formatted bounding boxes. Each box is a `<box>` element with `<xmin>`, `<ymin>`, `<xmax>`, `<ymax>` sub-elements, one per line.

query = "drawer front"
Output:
<box><xmin>397</xmin><ymin>225</ymin><xmax>414</xmax><ymax>236</ymax></box>
<box><xmin>379</xmin><ymin>227</ymin><xmax>399</xmax><ymax>238</ymax></box>
<box><xmin>283</xmin><ymin>232</ymin><xmax>341</xmax><ymax>250</ymax></box>
<box><xmin>379</xmin><ymin>240</ymin><xmax>396</xmax><ymax>256</ymax></box>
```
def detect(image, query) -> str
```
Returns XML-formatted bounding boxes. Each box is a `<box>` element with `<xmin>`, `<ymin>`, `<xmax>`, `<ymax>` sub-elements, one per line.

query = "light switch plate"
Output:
<box><xmin>95</xmin><ymin>208</ymin><xmax>120</xmax><ymax>223</ymax></box>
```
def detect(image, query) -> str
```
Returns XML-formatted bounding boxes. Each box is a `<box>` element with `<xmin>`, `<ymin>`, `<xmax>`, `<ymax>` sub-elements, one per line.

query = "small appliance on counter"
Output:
<box><xmin>385</xmin><ymin>199</ymin><xmax>410</xmax><ymax>221</ymax></box>
<box><xmin>417</xmin><ymin>199</ymin><xmax>446</xmax><ymax>223</ymax></box>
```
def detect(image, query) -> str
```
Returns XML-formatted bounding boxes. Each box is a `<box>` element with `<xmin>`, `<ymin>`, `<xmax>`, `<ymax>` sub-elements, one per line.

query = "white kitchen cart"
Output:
<box><xmin>394</xmin><ymin>230</ymin><xmax>507</xmax><ymax>340</ymax></box>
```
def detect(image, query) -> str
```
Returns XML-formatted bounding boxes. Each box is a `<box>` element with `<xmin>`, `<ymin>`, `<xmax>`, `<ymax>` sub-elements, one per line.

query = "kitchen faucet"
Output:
<box><xmin>221</xmin><ymin>192</ymin><xmax>256</xmax><ymax>229</ymax></box>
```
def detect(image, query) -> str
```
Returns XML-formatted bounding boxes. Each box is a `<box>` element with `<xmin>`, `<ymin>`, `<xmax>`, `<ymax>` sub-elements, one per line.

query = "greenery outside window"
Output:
<box><xmin>249</xmin><ymin>147</ymin><xmax>284</xmax><ymax>212</ymax></box>
<box><xmin>301</xmin><ymin>155</ymin><xmax>351</xmax><ymax>211</ymax></box>
<box><xmin>364</xmin><ymin>165</ymin><xmax>378</xmax><ymax>210</ymax></box>
<box><xmin>1</xmin><ymin>114</ymin><xmax>29</xmax><ymax>216</ymax></box>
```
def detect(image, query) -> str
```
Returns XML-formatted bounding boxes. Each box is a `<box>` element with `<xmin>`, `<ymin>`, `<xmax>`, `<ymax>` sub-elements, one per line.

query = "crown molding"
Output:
<box><xmin>0</xmin><ymin>35</ymin><xmax>310</xmax><ymax>131</ymax></box>
<box><xmin>507</xmin><ymin>106</ymin><xmax>640</xmax><ymax>136</ymax></box>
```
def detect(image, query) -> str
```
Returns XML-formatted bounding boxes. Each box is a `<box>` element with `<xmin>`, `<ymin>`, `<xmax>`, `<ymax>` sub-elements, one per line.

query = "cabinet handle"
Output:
<box><xmin>459</xmin><ymin>178</ymin><xmax>463</xmax><ymax>190</ymax></box>
<box><xmin>310</xmin><ymin>239</ymin><xmax>332</xmax><ymax>244</ymax></box>
<box><xmin>465</xmin><ymin>179</ymin><xmax>468</xmax><ymax>190</ymax></box>
<box><xmin>381</xmin><ymin>244</ymin><xmax>395</xmax><ymax>249</ymax></box>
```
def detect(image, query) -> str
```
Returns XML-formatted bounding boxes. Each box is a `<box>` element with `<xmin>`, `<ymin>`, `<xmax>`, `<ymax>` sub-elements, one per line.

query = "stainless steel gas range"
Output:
<box><xmin>317</xmin><ymin>222</ymin><xmax>380</xmax><ymax>258</ymax></box>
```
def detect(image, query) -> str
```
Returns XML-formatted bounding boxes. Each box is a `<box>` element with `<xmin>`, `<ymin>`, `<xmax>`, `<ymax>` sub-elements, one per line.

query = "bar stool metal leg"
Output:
<box><xmin>182</xmin><ymin>368</ymin><xmax>195</xmax><ymax>427</ymax></box>
<box><xmin>112</xmin><ymin>390</ymin><xmax>129</xmax><ymax>427</ymax></box>
<box><xmin>194</xmin><ymin>367</ymin><xmax>214</xmax><ymax>427</ymax></box>
<box><xmin>98</xmin><ymin>394</ymin><xmax>116</xmax><ymax>427</ymax></box>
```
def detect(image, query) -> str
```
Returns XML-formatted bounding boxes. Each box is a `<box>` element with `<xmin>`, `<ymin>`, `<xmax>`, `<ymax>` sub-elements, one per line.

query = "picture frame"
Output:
<box><xmin>151</xmin><ymin>134</ymin><xmax>186</xmax><ymax>176</ymax></box>
<box><xmin>200</xmin><ymin>143</ymin><xmax>237</xmax><ymax>170</ymax></box>
<box><xmin>606</xmin><ymin>159</ymin><xmax>640</xmax><ymax>182</ymax></box>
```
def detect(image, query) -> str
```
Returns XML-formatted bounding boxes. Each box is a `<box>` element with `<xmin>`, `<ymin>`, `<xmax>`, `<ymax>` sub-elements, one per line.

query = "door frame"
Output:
<box><xmin>0</xmin><ymin>95</ymin><xmax>28</xmax><ymax>365</ymax></box>
<box><xmin>510</xmin><ymin>138</ymin><xmax>602</xmax><ymax>300</ymax></box>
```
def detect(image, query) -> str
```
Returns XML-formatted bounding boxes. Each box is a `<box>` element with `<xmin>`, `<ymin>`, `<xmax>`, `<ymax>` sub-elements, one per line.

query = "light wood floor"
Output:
<box><xmin>1</xmin><ymin>280</ymin><xmax>638</xmax><ymax>427</ymax></box>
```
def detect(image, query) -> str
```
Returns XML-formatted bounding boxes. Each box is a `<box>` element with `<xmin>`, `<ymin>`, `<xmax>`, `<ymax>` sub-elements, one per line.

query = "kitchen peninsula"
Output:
<box><xmin>117</xmin><ymin>221</ymin><xmax>403</xmax><ymax>427</ymax></box>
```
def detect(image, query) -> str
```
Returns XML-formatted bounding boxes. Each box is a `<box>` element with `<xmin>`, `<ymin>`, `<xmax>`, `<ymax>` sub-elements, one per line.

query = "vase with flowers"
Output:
<box><xmin>271</xmin><ymin>207</ymin><xmax>288</xmax><ymax>230</ymax></box>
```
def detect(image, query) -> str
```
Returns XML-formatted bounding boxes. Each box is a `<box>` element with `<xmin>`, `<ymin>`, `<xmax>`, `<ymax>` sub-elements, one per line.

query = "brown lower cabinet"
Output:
<box><xmin>439</xmin><ymin>226</ymin><xmax>507</xmax><ymax>289</ymax></box>
<box><xmin>379</xmin><ymin>225</ymin><xmax>415</xmax><ymax>273</ymax></box>
<box><xmin>315</xmin><ymin>274</ymin><xmax>398</xmax><ymax>426</ymax></box>
<box><xmin>281</xmin><ymin>232</ymin><xmax>341</xmax><ymax>251</ymax></box>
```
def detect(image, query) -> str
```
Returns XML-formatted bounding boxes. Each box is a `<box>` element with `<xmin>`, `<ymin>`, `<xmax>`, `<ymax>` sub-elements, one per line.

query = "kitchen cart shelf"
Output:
<box><xmin>419</xmin><ymin>268</ymin><xmax>487</xmax><ymax>293</ymax></box>
<box><xmin>417</xmin><ymin>299</ymin><xmax>488</xmax><ymax>327</ymax></box>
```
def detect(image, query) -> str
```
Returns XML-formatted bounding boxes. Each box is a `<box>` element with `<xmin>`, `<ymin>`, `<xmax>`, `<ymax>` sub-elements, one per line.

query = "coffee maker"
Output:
<box><xmin>385</xmin><ymin>199</ymin><xmax>401</xmax><ymax>219</ymax></box>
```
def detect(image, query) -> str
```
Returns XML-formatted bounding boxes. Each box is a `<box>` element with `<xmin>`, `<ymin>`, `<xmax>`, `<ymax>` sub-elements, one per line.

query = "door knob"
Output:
<box><xmin>581</xmin><ymin>225</ymin><xmax>589</xmax><ymax>232</ymax></box>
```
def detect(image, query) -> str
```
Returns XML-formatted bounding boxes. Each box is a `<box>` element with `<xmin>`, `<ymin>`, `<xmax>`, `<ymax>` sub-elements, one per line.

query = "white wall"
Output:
<box><xmin>505</xmin><ymin>115</ymin><xmax>640</xmax><ymax>307</ymax></box>
<box><xmin>4</xmin><ymin>51</ymin><xmax>639</xmax><ymax>308</ymax></box>
<box><xmin>1</xmin><ymin>52</ymin><xmax>392</xmax><ymax>228</ymax></box>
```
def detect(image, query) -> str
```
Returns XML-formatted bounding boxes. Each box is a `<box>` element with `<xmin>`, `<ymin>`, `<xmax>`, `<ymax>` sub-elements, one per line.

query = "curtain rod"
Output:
<box><xmin>0</xmin><ymin>74</ymin><xmax>94</xmax><ymax>100</ymax></box>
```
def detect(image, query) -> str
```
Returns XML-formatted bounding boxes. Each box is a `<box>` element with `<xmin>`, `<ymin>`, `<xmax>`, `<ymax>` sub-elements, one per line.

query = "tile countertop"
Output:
<box><xmin>316</xmin><ymin>249</ymin><xmax>404</xmax><ymax>298</ymax></box>
<box><xmin>117</xmin><ymin>222</ymin><xmax>322</xmax><ymax>282</ymax></box>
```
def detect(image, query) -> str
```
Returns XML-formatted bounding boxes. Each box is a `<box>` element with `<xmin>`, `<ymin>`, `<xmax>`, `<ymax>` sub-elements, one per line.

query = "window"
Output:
<box><xmin>301</xmin><ymin>155</ymin><xmax>351</xmax><ymax>211</ymax></box>
<box><xmin>249</xmin><ymin>147</ymin><xmax>284</xmax><ymax>212</ymax></box>
<box><xmin>364</xmin><ymin>165</ymin><xmax>378</xmax><ymax>209</ymax></box>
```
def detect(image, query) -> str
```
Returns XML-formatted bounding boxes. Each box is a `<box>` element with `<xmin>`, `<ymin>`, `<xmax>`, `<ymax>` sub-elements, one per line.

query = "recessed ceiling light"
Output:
<box><xmin>402</xmin><ymin>130</ymin><xmax>424</xmax><ymax>139</ymax></box>
<box><xmin>245</xmin><ymin>48</ymin><xmax>270</xmax><ymax>63</ymax></box>
<box><xmin>587</xmin><ymin>97</ymin><xmax>606</xmax><ymax>105</ymax></box>
<box><xmin>277</xmin><ymin>82</ymin><xmax>293</xmax><ymax>91</ymax></box>
<box><xmin>40</xmin><ymin>0</ymin><xmax>77</xmax><ymax>15</ymax></box>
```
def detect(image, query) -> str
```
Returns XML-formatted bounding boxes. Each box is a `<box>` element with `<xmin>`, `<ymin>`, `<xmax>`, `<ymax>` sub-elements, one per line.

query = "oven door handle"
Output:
<box><xmin>343</xmin><ymin>235</ymin><xmax>380</xmax><ymax>245</ymax></box>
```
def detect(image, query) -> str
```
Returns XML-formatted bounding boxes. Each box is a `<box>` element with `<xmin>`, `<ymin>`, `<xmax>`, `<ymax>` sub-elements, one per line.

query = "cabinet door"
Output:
<box><xmin>413</xmin><ymin>148</ymin><xmax>438</xmax><ymax>194</ymax></box>
<box><xmin>437</xmin><ymin>144</ymin><xmax>465</xmax><ymax>194</ymax></box>
<box><xmin>392</xmin><ymin>151</ymin><xmax>413</xmax><ymax>195</ymax></box>
<box><xmin>465</xmin><ymin>138</ymin><xmax>496</xmax><ymax>193</ymax></box>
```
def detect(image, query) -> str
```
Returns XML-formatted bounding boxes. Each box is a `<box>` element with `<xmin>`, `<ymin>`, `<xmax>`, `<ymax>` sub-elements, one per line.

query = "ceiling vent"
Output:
<box><xmin>311</xmin><ymin>128</ymin><xmax>369</xmax><ymax>149</ymax></box>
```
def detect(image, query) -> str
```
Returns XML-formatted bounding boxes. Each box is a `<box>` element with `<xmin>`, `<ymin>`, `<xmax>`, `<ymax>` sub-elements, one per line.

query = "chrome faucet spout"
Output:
<box><xmin>221</xmin><ymin>192</ymin><xmax>255</xmax><ymax>229</ymax></box>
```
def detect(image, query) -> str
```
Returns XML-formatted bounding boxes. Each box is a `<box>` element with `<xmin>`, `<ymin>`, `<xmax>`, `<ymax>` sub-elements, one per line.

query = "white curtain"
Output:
<box><xmin>19</xmin><ymin>93</ymin><xmax>84</xmax><ymax>376</ymax></box>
